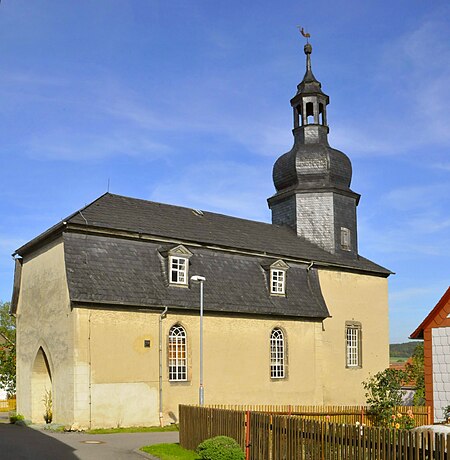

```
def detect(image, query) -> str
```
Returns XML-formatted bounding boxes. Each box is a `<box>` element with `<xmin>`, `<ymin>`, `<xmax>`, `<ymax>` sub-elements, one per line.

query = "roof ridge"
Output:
<box><xmin>104</xmin><ymin>192</ymin><xmax>291</xmax><ymax>231</ymax></box>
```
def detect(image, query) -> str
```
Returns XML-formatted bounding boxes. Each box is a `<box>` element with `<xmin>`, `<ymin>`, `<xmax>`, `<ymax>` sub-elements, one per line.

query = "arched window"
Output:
<box><xmin>270</xmin><ymin>328</ymin><xmax>285</xmax><ymax>379</ymax></box>
<box><xmin>168</xmin><ymin>325</ymin><xmax>187</xmax><ymax>381</ymax></box>
<box><xmin>305</xmin><ymin>102</ymin><xmax>314</xmax><ymax>124</ymax></box>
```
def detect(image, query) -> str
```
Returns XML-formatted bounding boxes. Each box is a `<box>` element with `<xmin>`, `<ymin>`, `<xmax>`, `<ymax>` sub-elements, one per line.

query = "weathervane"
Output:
<box><xmin>297</xmin><ymin>26</ymin><xmax>311</xmax><ymax>43</ymax></box>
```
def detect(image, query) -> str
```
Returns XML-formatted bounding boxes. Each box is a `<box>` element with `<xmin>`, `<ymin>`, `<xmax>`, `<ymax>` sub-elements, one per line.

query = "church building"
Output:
<box><xmin>12</xmin><ymin>43</ymin><xmax>390</xmax><ymax>428</ymax></box>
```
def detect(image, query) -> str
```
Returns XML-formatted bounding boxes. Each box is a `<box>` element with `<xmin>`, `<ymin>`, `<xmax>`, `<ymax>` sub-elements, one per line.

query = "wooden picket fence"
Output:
<box><xmin>180</xmin><ymin>405</ymin><xmax>444</xmax><ymax>460</ymax></box>
<box><xmin>0</xmin><ymin>399</ymin><xmax>16</xmax><ymax>412</ymax></box>
<box><xmin>207</xmin><ymin>404</ymin><xmax>432</xmax><ymax>427</ymax></box>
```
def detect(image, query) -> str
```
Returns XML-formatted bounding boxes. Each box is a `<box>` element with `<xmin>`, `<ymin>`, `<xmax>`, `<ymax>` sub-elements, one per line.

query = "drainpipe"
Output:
<box><xmin>159</xmin><ymin>307</ymin><xmax>168</xmax><ymax>427</ymax></box>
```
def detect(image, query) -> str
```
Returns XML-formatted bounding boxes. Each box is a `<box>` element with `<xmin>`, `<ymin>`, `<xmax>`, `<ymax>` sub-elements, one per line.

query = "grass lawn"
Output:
<box><xmin>86</xmin><ymin>424</ymin><xmax>179</xmax><ymax>435</ymax></box>
<box><xmin>141</xmin><ymin>443</ymin><xmax>200</xmax><ymax>460</ymax></box>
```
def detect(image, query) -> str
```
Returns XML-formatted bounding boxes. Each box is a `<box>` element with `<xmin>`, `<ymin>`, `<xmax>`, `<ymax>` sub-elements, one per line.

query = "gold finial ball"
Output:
<box><xmin>304</xmin><ymin>43</ymin><xmax>312</xmax><ymax>55</ymax></box>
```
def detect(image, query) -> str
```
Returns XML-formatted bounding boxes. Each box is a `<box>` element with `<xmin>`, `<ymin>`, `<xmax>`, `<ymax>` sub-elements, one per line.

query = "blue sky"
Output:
<box><xmin>0</xmin><ymin>1</ymin><xmax>448</xmax><ymax>343</ymax></box>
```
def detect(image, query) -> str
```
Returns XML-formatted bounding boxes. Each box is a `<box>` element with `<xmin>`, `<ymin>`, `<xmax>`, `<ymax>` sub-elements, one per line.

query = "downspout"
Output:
<box><xmin>159</xmin><ymin>306</ymin><xmax>168</xmax><ymax>427</ymax></box>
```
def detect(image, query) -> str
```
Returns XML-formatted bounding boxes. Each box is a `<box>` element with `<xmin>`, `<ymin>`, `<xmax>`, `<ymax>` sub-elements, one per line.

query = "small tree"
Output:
<box><xmin>0</xmin><ymin>301</ymin><xmax>16</xmax><ymax>397</ymax></box>
<box><xmin>363</xmin><ymin>368</ymin><xmax>406</xmax><ymax>427</ymax></box>
<box><xmin>406</xmin><ymin>343</ymin><xmax>425</xmax><ymax>406</ymax></box>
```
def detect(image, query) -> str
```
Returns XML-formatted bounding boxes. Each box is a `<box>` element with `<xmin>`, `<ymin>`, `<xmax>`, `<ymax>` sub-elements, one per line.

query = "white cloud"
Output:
<box><xmin>25</xmin><ymin>131</ymin><xmax>171</xmax><ymax>162</ymax></box>
<box><xmin>149</xmin><ymin>160</ymin><xmax>273</xmax><ymax>222</ymax></box>
<box><xmin>383</xmin><ymin>184</ymin><xmax>450</xmax><ymax>212</ymax></box>
<box><xmin>390</xmin><ymin>286</ymin><xmax>439</xmax><ymax>304</ymax></box>
<box><xmin>432</xmin><ymin>162</ymin><xmax>450</xmax><ymax>172</ymax></box>
<box><xmin>327</xmin><ymin>16</ymin><xmax>450</xmax><ymax>159</ymax></box>
<box><xmin>0</xmin><ymin>237</ymin><xmax>26</xmax><ymax>253</ymax></box>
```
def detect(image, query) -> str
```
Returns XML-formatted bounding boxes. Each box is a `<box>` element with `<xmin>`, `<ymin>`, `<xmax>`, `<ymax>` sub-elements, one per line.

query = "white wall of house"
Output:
<box><xmin>432</xmin><ymin>327</ymin><xmax>450</xmax><ymax>422</ymax></box>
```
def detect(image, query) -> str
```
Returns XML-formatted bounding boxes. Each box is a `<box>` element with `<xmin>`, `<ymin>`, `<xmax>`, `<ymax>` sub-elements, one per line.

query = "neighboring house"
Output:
<box><xmin>11</xmin><ymin>44</ymin><xmax>391</xmax><ymax>428</ymax></box>
<box><xmin>390</xmin><ymin>359</ymin><xmax>416</xmax><ymax>405</ymax></box>
<box><xmin>410</xmin><ymin>287</ymin><xmax>450</xmax><ymax>422</ymax></box>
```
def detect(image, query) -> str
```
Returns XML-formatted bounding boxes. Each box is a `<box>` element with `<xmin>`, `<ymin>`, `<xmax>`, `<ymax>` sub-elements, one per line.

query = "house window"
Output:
<box><xmin>271</xmin><ymin>269</ymin><xmax>286</xmax><ymax>295</ymax></box>
<box><xmin>270</xmin><ymin>328</ymin><xmax>285</xmax><ymax>379</ymax></box>
<box><xmin>170</xmin><ymin>256</ymin><xmax>188</xmax><ymax>285</ymax></box>
<box><xmin>346</xmin><ymin>322</ymin><xmax>362</xmax><ymax>368</ymax></box>
<box><xmin>341</xmin><ymin>227</ymin><xmax>351</xmax><ymax>251</ymax></box>
<box><xmin>168</xmin><ymin>325</ymin><xmax>187</xmax><ymax>381</ymax></box>
<box><xmin>164</xmin><ymin>245</ymin><xmax>193</xmax><ymax>286</ymax></box>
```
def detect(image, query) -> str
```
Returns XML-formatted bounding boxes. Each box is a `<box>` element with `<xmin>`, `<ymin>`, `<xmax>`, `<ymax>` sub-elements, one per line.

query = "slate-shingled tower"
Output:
<box><xmin>268</xmin><ymin>43</ymin><xmax>360</xmax><ymax>258</ymax></box>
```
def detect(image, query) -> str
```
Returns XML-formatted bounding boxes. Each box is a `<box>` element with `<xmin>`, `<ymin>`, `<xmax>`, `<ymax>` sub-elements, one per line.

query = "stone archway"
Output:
<box><xmin>31</xmin><ymin>347</ymin><xmax>52</xmax><ymax>423</ymax></box>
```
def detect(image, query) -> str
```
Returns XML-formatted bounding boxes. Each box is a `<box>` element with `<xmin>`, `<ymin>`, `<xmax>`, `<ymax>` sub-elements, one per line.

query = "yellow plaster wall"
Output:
<box><xmin>318</xmin><ymin>269</ymin><xmax>390</xmax><ymax>404</ymax></box>
<box><xmin>162</xmin><ymin>313</ymin><xmax>324</xmax><ymax>422</ymax></box>
<box><xmin>75</xmin><ymin>309</ymin><xmax>160</xmax><ymax>428</ymax></box>
<box><xmin>76</xmin><ymin>308</ymin><xmax>323</xmax><ymax>427</ymax></box>
<box><xmin>15</xmin><ymin>238</ymin><xmax>74</xmax><ymax>424</ymax></box>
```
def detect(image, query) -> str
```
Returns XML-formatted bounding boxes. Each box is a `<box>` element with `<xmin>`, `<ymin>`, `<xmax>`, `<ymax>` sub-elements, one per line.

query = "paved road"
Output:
<box><xmin>0</xmin><ymin>423</ymin><xmax>179</xmax><ymax>460</ymax></box>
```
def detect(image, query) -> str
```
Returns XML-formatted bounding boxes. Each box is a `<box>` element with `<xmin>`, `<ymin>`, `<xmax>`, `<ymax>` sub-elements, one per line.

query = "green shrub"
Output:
<box><xmin>9</xmin><ymin>413</ymin><xmax>25</xmax><ymax>424</ymax></box>
<box><xmin>363</xmin><ymin>368</ymin><xmax>406</xmax><ymax>427</ymax></box>
<box><xmin>197</xmin><ymin>436</ymin><xmax>244</xmax><ymax>460</ymax></box>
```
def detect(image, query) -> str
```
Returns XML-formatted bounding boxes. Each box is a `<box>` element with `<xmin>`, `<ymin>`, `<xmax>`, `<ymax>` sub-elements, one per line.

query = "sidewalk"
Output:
<box><xmin>0</xmin><ymin>422</ymin><xmax>179</xmax><ymax>460</ymax></box>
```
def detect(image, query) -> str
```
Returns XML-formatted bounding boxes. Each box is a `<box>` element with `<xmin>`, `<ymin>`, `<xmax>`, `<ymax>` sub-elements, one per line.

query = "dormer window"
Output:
<box><xmin>269</xmin><ymin>260</ymin><xmax>289</xmax><ymax>296</ymax></box>
<box><xmin>167</xmin><ymin>245</ymin><xmax>193</xmax><ymax>286</ymax></box>
<box><xmin>271</xmin><ymin>270</ymin><xmax>285</xmax><ymax>294</ymax></box>
<box><xmin>170</xmin><ymin>257</ymin><xmax>187</xmax><ymax>284</ymax></box>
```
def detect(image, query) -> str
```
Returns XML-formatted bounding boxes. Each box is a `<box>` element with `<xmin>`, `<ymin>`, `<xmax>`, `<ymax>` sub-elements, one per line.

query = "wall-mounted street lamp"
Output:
<box><xmin>190</xmin><ymin>275</ymin><xmax>206</xmax><ymax>406</ymax></box>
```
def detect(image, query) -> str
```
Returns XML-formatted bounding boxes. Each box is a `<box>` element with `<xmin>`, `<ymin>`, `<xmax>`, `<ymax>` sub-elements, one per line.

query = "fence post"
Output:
<box><xmin>361</xmin><ymin>407</ymin><xmax>364</xmax><ymax>425</ymax></box>
<box><xmin>269</xmin><ymin>414</ymin><xmax>273</xmax><ymax>460</ymax></box>
<box><xmin>245</xmin><ymin>410</ymin><xmax>251</xmax><ymax>460</ymax></box>
<box><xmin>427</xmin><ymin>405</ymin><xmax>432</xmax><ymax>425</ymax></box>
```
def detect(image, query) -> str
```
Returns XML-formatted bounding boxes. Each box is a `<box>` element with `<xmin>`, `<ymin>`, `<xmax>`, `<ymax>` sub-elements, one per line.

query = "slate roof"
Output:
<box><xmin>15</xmin><ymin>192</ymin><xmax>391</xmax><ymax>319</ymax></box>
<box><xmin>64</xmin><ymin>233</ymin><xmax>329</xmax><ymax>318</ymax></box>
<box><xmin>45</xmin><ymin>193</ymin><xmax>390</xmax><ymax>276</ymax></box>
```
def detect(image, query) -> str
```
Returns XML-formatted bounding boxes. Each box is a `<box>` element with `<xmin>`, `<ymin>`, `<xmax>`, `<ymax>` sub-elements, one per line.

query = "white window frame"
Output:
<box><xmin>270</xmin><ymin>328</ymin><xmax>286</xmax><ymax>379</ymax></box>
<box><xmin>169</xmin><ymin>256</ymin><xmax>188</xmax><ymax>285</ymax></box>
<box><xmin>270</xmin><ymin>269</ymin><xmax>286</xmax><ymax>295</ymax></box>
<box><xmin>346</xmin><ymin>322</ymin><xmax>362</xmax><ymax>368</ymax></box>
<box><xmin>168</xmin><ymin>325</ymin><xmax>187</xmax><ymax>381</ymax></box>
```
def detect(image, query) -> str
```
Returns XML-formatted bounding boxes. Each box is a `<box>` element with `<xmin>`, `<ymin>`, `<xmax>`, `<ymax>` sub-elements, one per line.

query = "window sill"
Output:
<box><xmin>168</xmin><ymin>380</ymin><xmax>191</xmax><ymax>386</ymax></box>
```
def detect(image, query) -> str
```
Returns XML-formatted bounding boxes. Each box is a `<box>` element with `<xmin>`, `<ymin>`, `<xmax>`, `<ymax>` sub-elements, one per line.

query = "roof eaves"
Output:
<box><xmin>13</xmin><ymin>192</ymin><xmax>110</xmax><ymax>256</ymax></box>
<box><xmin>14</xmin><ymin>221</ymin><xmax>66</xmax><ymax>257</ymax></box>
<box><xmin>409</xmin><ymin>286</ymin><xmax>450</xmax><ymax>339</ymax></box>
<box><xmin>70</xmin><ymin>298</ymin><xmax>328</xmax><ymax>320</ymax></box>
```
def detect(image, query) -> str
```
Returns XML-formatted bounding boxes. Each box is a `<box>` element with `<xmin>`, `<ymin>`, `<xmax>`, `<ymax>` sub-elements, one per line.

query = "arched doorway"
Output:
<box><xmin>31</xmin><ymin>347</ymin><xmax>52</xmax><ymax>423</ymax></box>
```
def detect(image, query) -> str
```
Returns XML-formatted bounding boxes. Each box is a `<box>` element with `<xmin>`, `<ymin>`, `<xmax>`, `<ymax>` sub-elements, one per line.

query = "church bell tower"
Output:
<box><xmin>268</xmin><ymin>42</ymin><xmax>360</xmax><ymax>258</ymax></box>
